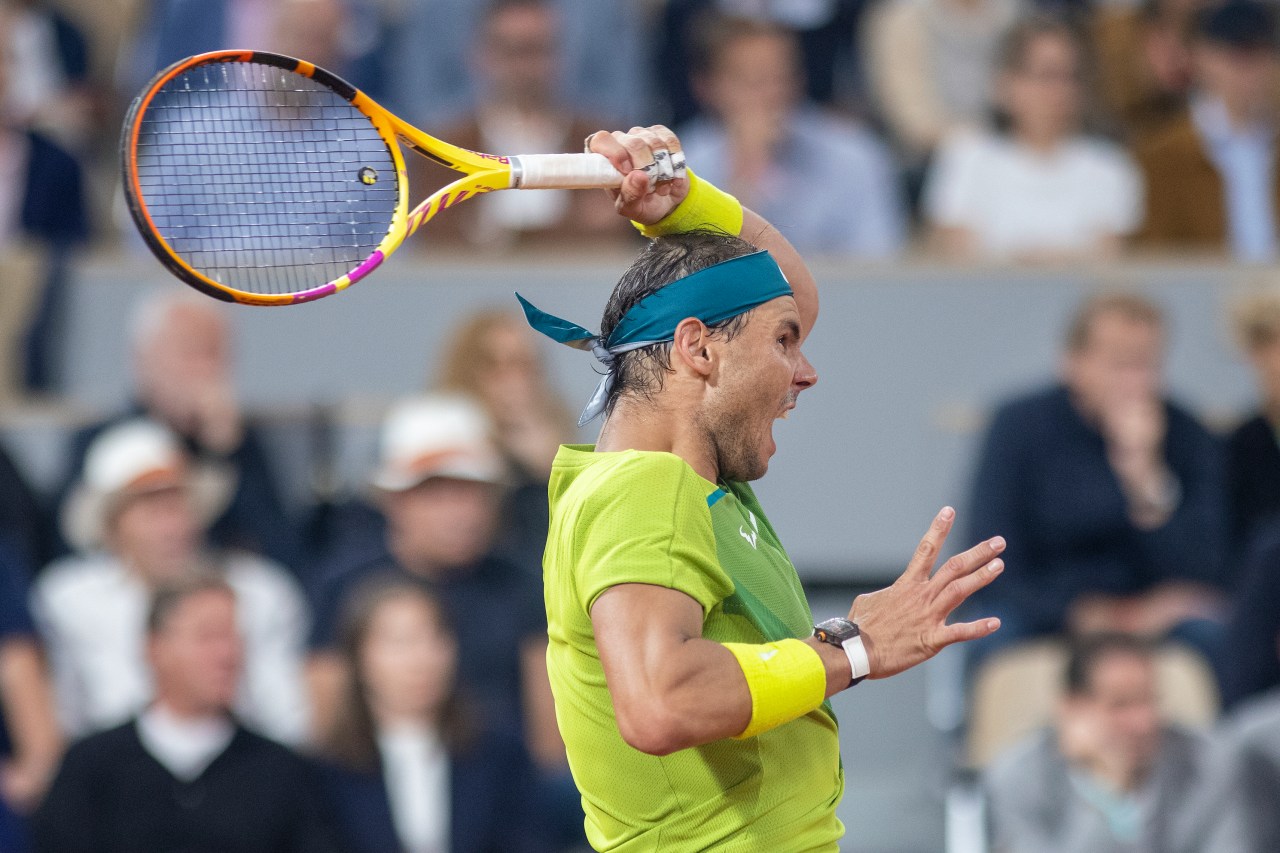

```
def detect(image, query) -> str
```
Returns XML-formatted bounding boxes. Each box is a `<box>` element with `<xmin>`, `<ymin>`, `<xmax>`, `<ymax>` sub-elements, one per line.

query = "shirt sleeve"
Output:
<box><xmin>572</xmin><ymin>455</ymin><xmax>734</xmax><ymax>617</ymax></box>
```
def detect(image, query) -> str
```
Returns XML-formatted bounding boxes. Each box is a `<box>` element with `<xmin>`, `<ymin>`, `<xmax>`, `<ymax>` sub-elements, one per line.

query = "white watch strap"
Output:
<box><xmin>842</xmin><ymin>634</ymin><xmax>871</xmax><ymax>680</ymax></box>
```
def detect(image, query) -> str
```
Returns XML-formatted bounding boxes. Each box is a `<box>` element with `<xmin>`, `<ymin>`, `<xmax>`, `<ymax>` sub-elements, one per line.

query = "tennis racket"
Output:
<box><xmin>121</xmin><ymin>50</ymin><xmax>637</xmax><ymax>306</ymax></box>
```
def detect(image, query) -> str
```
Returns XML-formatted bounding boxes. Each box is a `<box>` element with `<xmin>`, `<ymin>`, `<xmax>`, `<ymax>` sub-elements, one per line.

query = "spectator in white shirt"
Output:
<box><xmin>924</xmin><ymin>16</ymin><xmax>1144</xmax><ymax>262</ymax></box>
<box><xmin>31</xmin><ymin>419</ymin><xmax>310</xmax><ymax>746</ymax></box>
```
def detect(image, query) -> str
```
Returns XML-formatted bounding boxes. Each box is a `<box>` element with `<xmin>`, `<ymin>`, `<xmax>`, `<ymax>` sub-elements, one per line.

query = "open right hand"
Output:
<box><xmin>849</xmin><ymin>507</ymin><xmax>1004</xmax><ymax>679</ymax></box>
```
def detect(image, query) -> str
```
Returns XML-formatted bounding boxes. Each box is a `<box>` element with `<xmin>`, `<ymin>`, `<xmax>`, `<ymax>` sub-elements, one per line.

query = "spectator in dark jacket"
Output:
<box><xmin>1226</xmin><ymin>286</ymin><xmax>1280</xmax><ymax>557</ymax></box>
<box><xmin>316</xmin><ymin>577</ymin><xmax>549</xmax><ymax>853</ymax></box>
<box><xmin>967</xmin><ymin>293</ymin><xmax>1229</xmax><ymax>669</ymax></box>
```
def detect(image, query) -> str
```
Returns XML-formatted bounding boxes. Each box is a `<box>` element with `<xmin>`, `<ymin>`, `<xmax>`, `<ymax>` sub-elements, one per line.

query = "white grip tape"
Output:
<box><xmin>511</xmin><ymin>153</ymin><xmax>623</xmax><ymax>190</ymax></box>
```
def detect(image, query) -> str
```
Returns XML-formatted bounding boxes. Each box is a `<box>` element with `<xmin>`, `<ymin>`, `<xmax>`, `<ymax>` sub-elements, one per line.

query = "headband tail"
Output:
<box><xmin>516</xmin><ymin>293</ymin><xmax>597</xmax><ymax>349</ymax></box>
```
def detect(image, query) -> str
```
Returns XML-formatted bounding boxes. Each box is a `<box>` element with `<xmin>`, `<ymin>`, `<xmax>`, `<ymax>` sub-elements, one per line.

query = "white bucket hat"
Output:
<box><xmin>369</xmin><ymin>394</ymin><xmax>506</xmax><ymax>493</ymax></box>
<box><xmin>61</xmin><ymin>419</ymin><xmax>236</xmax><ymax>553</ymax></box>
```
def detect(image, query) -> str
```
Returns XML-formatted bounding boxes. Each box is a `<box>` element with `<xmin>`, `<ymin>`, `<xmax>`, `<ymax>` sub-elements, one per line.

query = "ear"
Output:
<box><xmin>671</xmin><ymin>317</ymin><xmax>714</xmax><ymax>378</ymax></box>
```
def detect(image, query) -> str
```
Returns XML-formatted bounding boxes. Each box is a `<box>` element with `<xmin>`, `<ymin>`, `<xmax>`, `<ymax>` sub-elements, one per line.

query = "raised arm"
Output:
<box><xmin>586</xmin><ymin>126</ymin><xmax>818</xmax><ymax>336</ymax></box>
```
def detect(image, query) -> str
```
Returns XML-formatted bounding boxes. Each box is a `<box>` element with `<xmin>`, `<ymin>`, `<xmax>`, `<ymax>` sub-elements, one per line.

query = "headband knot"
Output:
<box><xmin>517</xmin><ymin>250</ymin><xmax>792</xmax><ymax>427</ymax></box>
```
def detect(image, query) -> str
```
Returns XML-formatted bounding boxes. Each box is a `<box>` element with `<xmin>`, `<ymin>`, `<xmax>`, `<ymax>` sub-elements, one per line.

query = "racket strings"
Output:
<box><xmin>133</xmin><ymin>61</ymin><xmax>398</xmax><ymax>296</ymax></box>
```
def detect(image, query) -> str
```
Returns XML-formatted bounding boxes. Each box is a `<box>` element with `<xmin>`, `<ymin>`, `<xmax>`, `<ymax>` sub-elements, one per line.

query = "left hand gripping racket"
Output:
<box><xmin>122</xmin><ymin>51</ymin><xmax>628</xmax><ymax>306</ymax></box>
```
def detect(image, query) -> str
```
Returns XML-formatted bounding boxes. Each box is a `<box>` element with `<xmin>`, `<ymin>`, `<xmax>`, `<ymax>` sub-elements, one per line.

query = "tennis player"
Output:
<box><xmin>521</xmin><ymin>126</ymin><xmax>1006</xmax><ymax>852</ymax></box>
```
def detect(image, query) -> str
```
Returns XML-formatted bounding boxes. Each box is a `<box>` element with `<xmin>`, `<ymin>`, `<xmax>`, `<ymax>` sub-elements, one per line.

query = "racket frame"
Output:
<box><xmin>122</xmin><ymin>50</ymin><xmax>520</xmax><ymax>306</ymax></box>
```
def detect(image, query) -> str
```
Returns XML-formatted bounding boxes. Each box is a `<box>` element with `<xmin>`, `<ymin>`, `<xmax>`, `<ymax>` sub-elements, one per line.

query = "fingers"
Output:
<box><xmin>937</xmin><ymin>616</ymin><xmax>1001</xmax><ymax>648</ymax></box>
<box><xmin>587</xmin><ymin>126</ymin><xmax>685</xmax><ymax>193</ymax></box>
<box><xmin>903</xmin><ymin>507</ymin><xmax>955</xmax><ymax>581</ymax></box>
<box><xmin>937</xmin><ymin>557</ymin><xmax>1004</xmax><ymax>613</ymax></box>
<box><xmin>931</xmin><ymin>534</ymin><xmax>1006</xmax><ymax>583</ymax></box>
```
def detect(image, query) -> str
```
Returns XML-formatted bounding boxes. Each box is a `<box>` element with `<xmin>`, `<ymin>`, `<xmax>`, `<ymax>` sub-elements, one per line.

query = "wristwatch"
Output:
<box><xmin>814</xmin><ymin>618</ymin><xmax>871</xmax><ymax>686</ymax></box>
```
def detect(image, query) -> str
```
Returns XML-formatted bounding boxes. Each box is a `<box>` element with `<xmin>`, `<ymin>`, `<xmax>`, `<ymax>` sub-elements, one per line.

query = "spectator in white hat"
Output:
<box><xmin>307</xmin><ymin>395</ymin><xmax>555</xmax><ymax>754</ymax></box>
<box><xmin>306</xmin><ymin>394</ymin><xmax>576</xmax><ymax>839</ymax></box>
<box><xmin>31</xmin><ymin>419</ymin><xmax>311</xmax><ymax>746</ymax></box>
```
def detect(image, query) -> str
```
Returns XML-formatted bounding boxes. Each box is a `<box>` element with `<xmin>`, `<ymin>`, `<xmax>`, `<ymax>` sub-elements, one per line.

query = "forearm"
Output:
<box><xmin>608</xmin><ymin>634</ymin><xmax>848</xmax><ymax>755</ymax></box>
<box><xmin>738</xmin><ymin>207</ymin><xmax>818</xmax><ymax>334</ymax></box>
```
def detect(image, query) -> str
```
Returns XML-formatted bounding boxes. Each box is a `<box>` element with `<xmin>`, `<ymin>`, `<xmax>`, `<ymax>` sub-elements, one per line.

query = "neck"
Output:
<box><xmin>1015</xmin><ymin>126</ymin><xmax>1064</xmax><ymax>154</ymax></box>
<box><xmin>372</xmin><ymin>703</ymin><xmax>442</xmax><ymax>733</ymax></box>
<box><xmin>151</xmin><ymin>693</ymin><xmax>227</xmax><ymax>723</ymax></box>
<box><xmin>596</xmin><ymin>397</ymin><xmax>719</xmax><ymax>483</ymax></box>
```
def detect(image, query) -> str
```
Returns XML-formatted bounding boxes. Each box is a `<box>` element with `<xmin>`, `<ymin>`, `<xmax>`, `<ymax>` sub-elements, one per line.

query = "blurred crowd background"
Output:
<box><xmin>4</xmin><ymin>0</ymin><xmax>1280</xmax><ymax>851</ymax></box>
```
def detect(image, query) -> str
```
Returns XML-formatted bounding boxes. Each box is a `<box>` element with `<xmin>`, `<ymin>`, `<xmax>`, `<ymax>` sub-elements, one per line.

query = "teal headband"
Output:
<box><xmin>517</xmin><ymin>250</ymin><xmax>793</xmax><ymax>426</ymax></box>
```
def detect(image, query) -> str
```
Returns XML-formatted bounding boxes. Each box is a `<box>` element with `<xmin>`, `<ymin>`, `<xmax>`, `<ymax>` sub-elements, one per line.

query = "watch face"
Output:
<box><xmin>815</xmin><ymin>618</ymin><xmax>858</xmax><ymax>644</ymax></box>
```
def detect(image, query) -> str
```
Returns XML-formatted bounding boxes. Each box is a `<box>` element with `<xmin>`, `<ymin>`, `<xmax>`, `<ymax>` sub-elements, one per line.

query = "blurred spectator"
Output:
<box><xmin>420</xmin><ymin>0</ymin><xmax>631</xmax><ymax>250</ymax></box>
<box><xmin>1221</xmin><ymin>523</ymin><xmax>1280</xmax><ymax>707</ymax></box>
<box><xmin>1135</xmin><ymin>0</ymin><xmax>1280</xmax><ymax>259</ymax></box>
<box><xmin>0</xmin><ymin>8</ymin><xmax>89</xmax><ymax>396</ymax></box>
<box><xmin>864</xmin><ymin>0</ymin><xmax>1023</xmax><ymax>163</ymax></box>
<box><xmin>984</xmin><ymin>633</ymin><xmax>1241</xmax><ymax>852</ymax></box>
<box><xmin>32</xmin><ymin>574</ymin><xmax>337</xmax><ymax>853</ymax></box>
<box><xmin>1092</xmin><ymin>0</ymin><xmax>1210</xmax><ymax>140</ymax></box>
<box><xmin>1225</xmin><ymin>285</ymin><xmax>1280</xmax><ymax>554</ymax></box>
<box><xmin>679</xmin><ymin>16</ymin><xmax>906</xmax><ymax>256</ymax></box>
<box><xmin>383</xmin><ymin>0</ymin><xmax>644</xmax><ymax>130</ymax></box>
<box><xmin>58</xmin><ymin>292</ymin><xmax>303</xmax><ymax>572</ymax></box>
<box><xmin>316</xmin><ymin>578</ymin><xmax>548</xmax><ymax>853</ymax></box>
<box><xmin>1219</xmin><ymin>685</ymin><xmax>1280</xmax><ymax>850</ymax></box>
<box><xmin>923</xmin><ymin>17</ymin><xmax>1143</xmax><ymax>262</ymax></box>
<box><xmin>2</xmin><ymin>0</ymin><xmax>93</xmax><ymax>148</ymax></box>
<box><xmin>0</xmin><ymin>541</ymin><xmax>61</xmax><ymax>853</ymax></box>
<box><xmin>120</xmin><ymin>0</ymin><xmax>384</xmax><ymax>100</ymax></box>
<box><xmin>967</xmin><ymin>294</ymin><xmax>1229</xmax><ymax>665</ymax></box>
<box><xmin>433</xmin><ymin>308</ymin><xmax>574</xmax><ymax>570</ymax></box>
<box><xmin>656</xmin><ymin>0</ymin><xmax>869</xmax><ymax>126</ymax></box>
<box><xmin>307</xmin><ymin>395</ymin><xmax>556</xmax><ymax>767</ymax></box>
<box><xmin>33</xmin><ymin>419</ymin><xmax>310</xmax><ymax>745</ymax></box>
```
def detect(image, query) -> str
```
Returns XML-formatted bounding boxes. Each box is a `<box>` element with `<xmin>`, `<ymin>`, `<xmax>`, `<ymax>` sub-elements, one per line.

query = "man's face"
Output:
<box><xmin>1194</xmin><ymin>42</ymin><xmax>1280</xmax><ymax>117</ymax></box>
<box><xmin>359</xmin><ymin>593</ymin><xmax>458</xmax><ymax>721</ymax></box>
<box><xmin>1066</xmin><ymin>651</ymin><xmax>1163</xmax><ymax>773</ymax></box>
<box><xmin>476</xmin><ymin>3</ymin><xmax>560</xmax><ymax>106</ymax></box>
<box><xmin>1063</xmin><ymin>313</ymin><xmax>1164</xmax><ymax>415</ymax></box>
<box><xmin>149</xmin><ymin>590</ymin><xmax>243</xmax><ymax>714</ymax></box>
<box><xmin>700</xmin><ymin>33</ymin><xmax>801</xmax><ymax>127</ymax></box>
<box><xmin>108</xmin><ymin>485</ymin><xmax>201</xmax><ymax>582</ymax></box>
<box><xmin>700</xmin><ymin>296</ymin><xmax>817</xmax><ymax>482</ymax></box>
<box><xmin>383</xmin><ymin>478</ymin><xmax>500</xmax><ymax>572</ymax></box>
<box><xmin>136</xmin><ymin>304</ymin><xmax>230</xmax><ymax>412</ymax></box>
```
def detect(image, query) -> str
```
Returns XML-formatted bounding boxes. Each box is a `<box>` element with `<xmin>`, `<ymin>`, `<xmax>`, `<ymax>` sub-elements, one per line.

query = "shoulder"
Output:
<box><xmin>1163</xmin><ymin>399</ymin><xmax>1217</xmax><ymax>442</ymax></box>
<box><xmin>61</xmin><ymin>720</ymin><xmax>141</xmax><ymax>767</ymax></box>
<box><xmin>1228</xmin><ymin>413</ymin><xmax>1271</xmax><ymax>449</ymax></box>
<box><xmin>33</xmin><ymin>554</ymin><xmax>122</xmax><ymax>609</ymax></box>
<box><xmin>223</xmin><ymin>551</ymin><xmax>304</xmax><ymax>599</ymax></box>
<box><xmin>988</xmin><ymin>385</ymin><xmax>1070</xmax><ymax>430</ymax></box>
<box><xmin>984</xmin><ymin>728</ymin><xmax>1059</xmax><ymax>796</ymax></box>
<box><xmin>560</xmin><ymin>449</ymin><xmax>711</xmax><ymax>508</ymax></box>
<box><xmin>228</xmin><ymin>725</ymin><xmax>309</xmax><ymax>773</ymax></box>
<box><xmin>794</xmin><ymin>109</ymin><xmax>892</xmax><ymax>161</ymax></box>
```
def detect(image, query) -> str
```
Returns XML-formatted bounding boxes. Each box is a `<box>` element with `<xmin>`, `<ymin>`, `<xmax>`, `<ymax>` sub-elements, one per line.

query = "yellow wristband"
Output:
<box><xmin>632</xmin><ymin>169</ymin><xmax>744</xmax><ymax>238</ymax></box>
<box><xmin>724</xmin><ymin>638</ymin><xmax>826</xmax><ymax>740</ymax></box>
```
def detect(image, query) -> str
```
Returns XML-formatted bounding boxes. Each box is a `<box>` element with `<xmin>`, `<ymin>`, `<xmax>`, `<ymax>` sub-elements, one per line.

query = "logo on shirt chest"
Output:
<box><xmin>739</xmin><ymin>510</ymin><xmax>760</xmax><ymax>549</ymax></box>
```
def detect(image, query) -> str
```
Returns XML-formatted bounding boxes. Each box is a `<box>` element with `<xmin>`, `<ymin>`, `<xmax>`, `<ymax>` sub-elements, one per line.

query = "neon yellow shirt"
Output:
<box><xmin>544</xmin><ymin>445</ymin><xmax>843</xmax><ymax>852</ymax></box>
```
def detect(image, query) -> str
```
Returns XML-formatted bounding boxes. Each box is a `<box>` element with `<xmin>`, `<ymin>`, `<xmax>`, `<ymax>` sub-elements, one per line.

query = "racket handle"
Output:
<box><xmin>510</xmin><ymin>153</ymin><xmax>624</xmax><ymax>190</ymax></box>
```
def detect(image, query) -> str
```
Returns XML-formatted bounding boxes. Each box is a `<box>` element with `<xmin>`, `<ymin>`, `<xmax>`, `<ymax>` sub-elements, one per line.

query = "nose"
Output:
<box><xmin>795</xmin><ymin>351</ymin><xmax>817</xmax><ymax>390</ymax></box>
